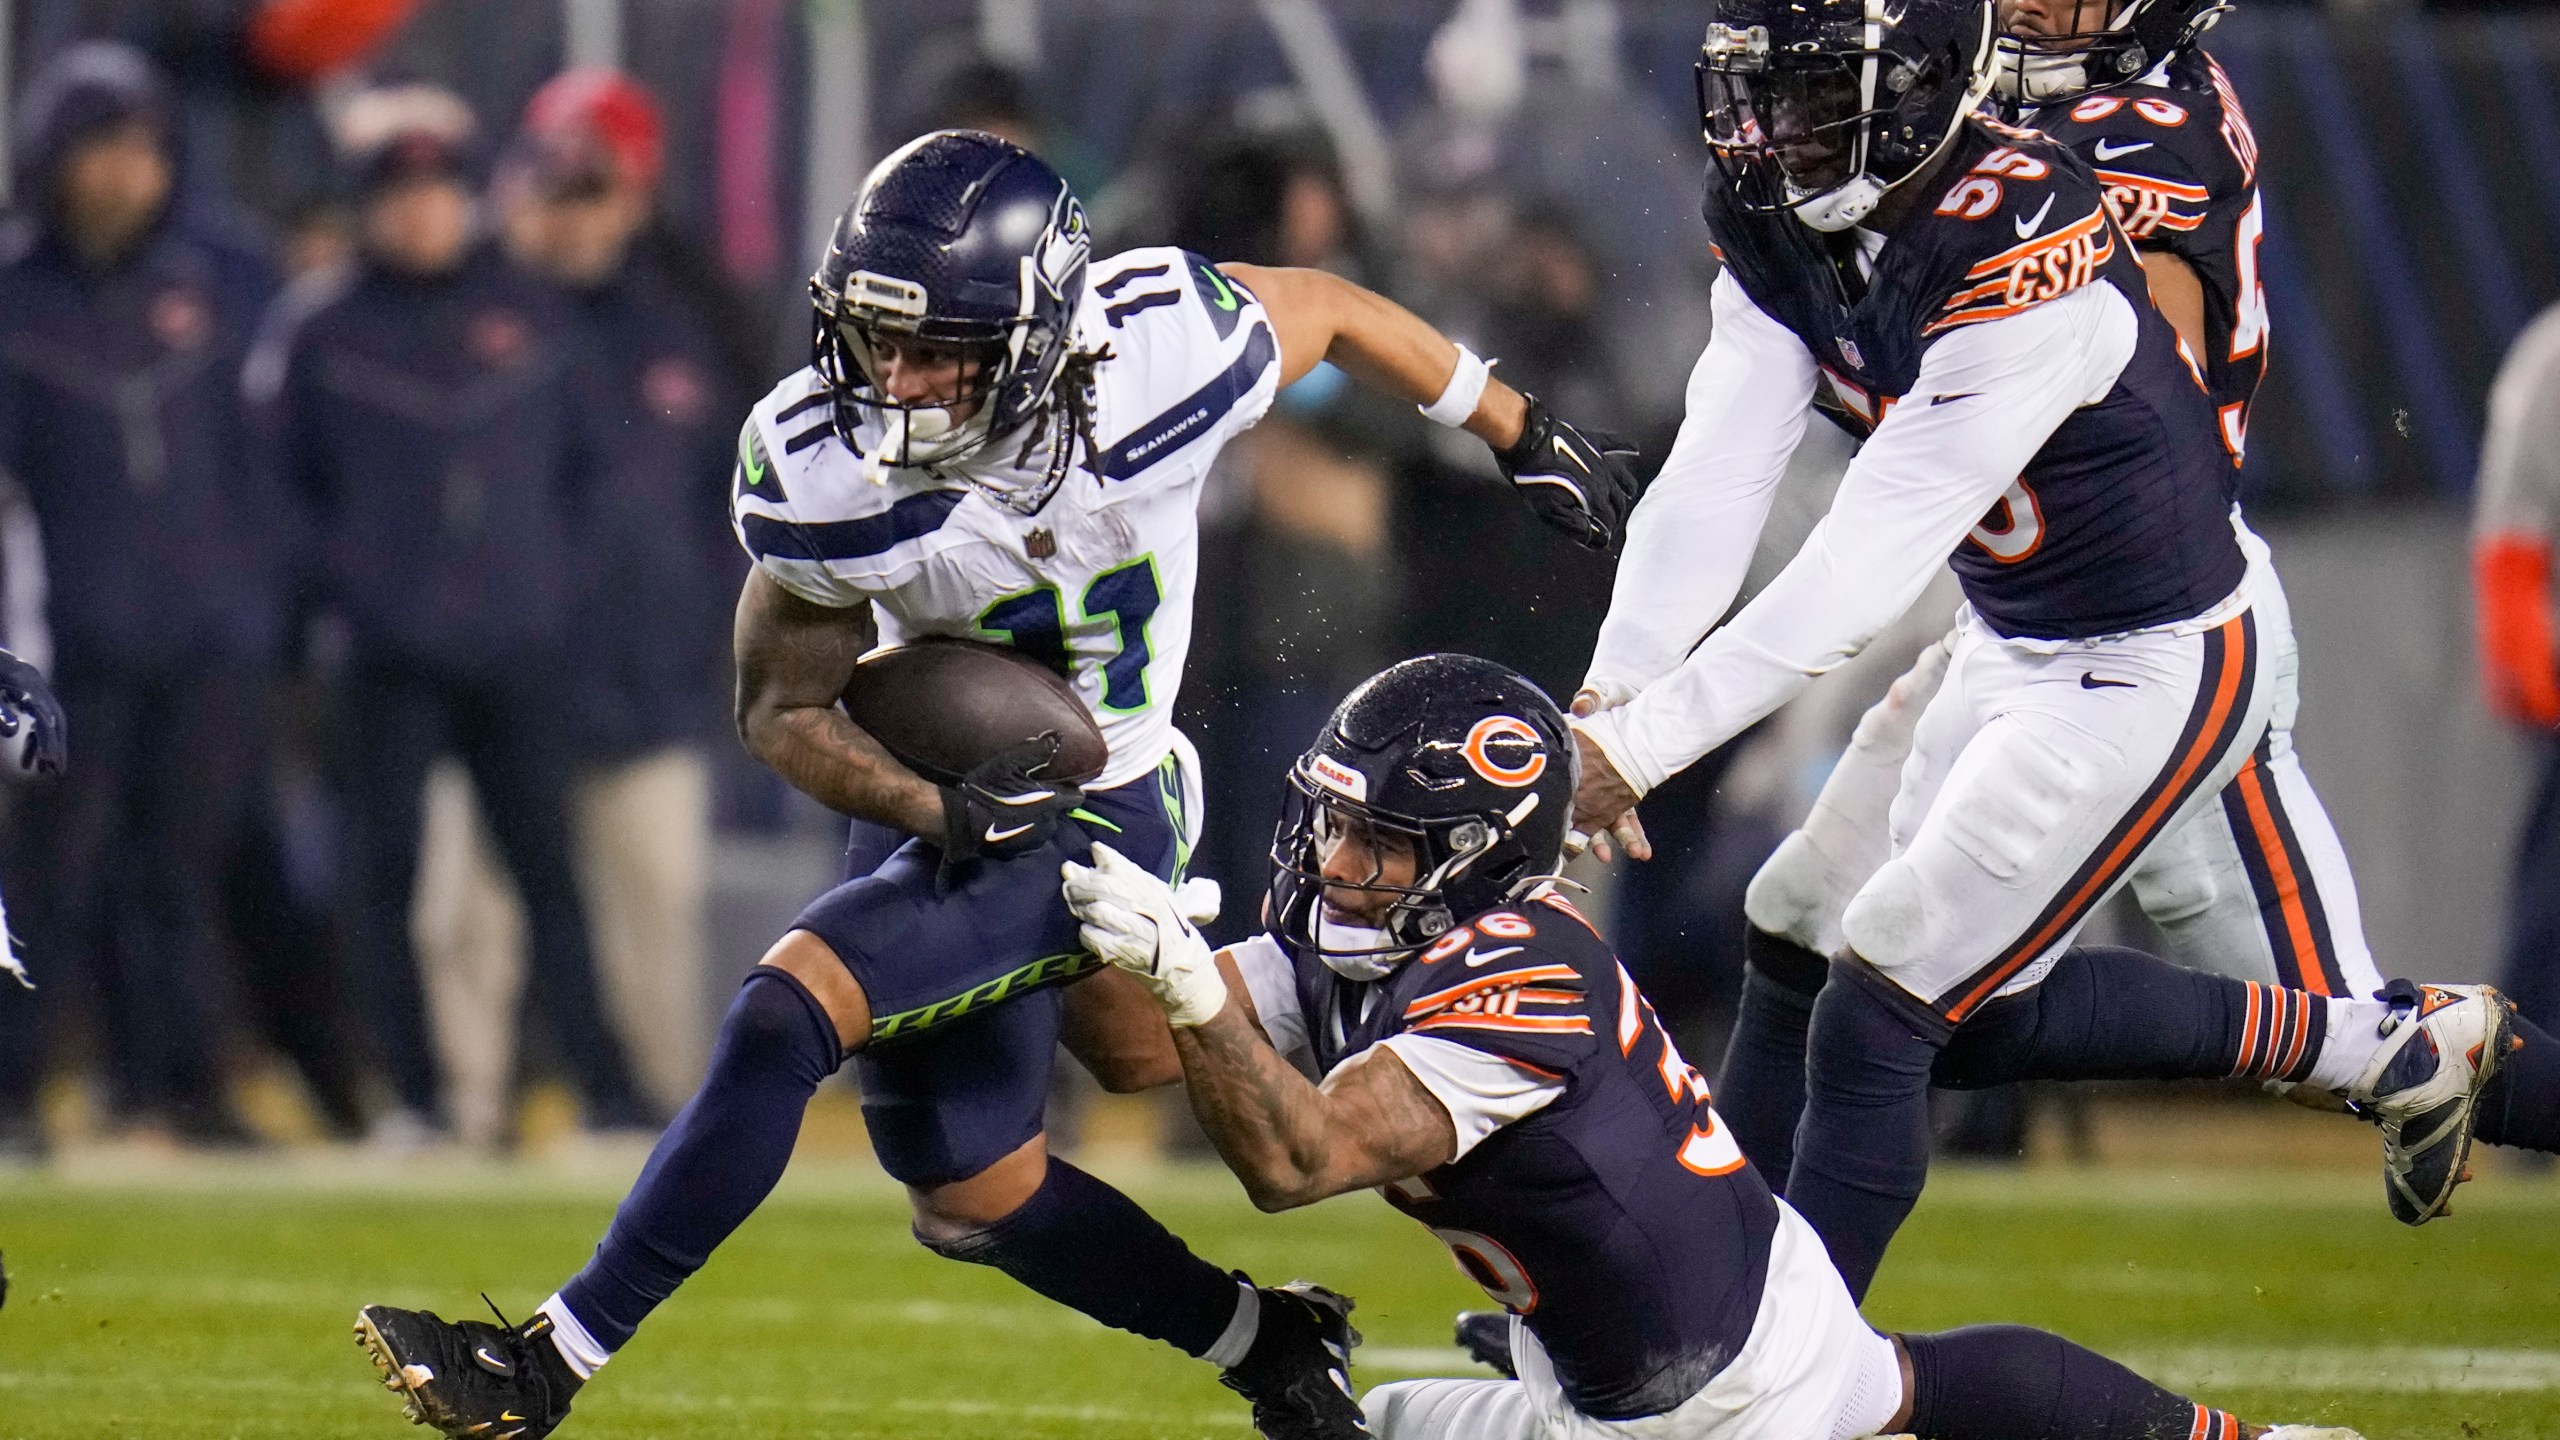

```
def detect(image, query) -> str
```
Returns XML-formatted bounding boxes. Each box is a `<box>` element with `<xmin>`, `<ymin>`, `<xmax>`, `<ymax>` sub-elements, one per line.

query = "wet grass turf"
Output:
<box><xmin>0</xmin><ymin>1161</ymin><xmax>2554</xmax><ymax>1439</ymax></box>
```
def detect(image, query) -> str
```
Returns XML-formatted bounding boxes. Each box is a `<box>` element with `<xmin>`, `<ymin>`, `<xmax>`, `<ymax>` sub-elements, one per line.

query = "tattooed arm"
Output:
<box><xmin>733</xmin><ymin>566</ymin><xmax>944</xmax><ymax>834</ymax></box>
<box><xmin>1172</xmin><ymin>992</ymin><xmax>1458</xmax><ymax>1212</ymax></box>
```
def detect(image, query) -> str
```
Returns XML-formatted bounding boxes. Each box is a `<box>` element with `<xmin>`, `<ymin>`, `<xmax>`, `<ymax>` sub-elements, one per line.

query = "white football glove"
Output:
<box><xmin>1061</xmin><ymin>844</ymin><xmax>1228</xmax><ymax>1027</ymax></box>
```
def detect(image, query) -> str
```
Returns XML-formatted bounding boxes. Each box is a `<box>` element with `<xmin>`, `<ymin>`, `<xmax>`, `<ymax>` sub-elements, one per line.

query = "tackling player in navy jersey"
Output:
<box><xmin>1697</xmin><ymin>0</ymin><xmax>2560</xmax><ymax>1255</ymax></box>
<box><xmin>1558</xmin><ymin>0</ymin><xmax>2515</xmax><ymax>1300</ymax></box>
<box><xmin>1065</xmin><ymin>654</ymin><xmax>2362</xmax><ymax>1440</ymax></box>
<box><xmin>352</xmin><ymin>131</ymin><xmax>1641</xmax><ymax>1440</ymax></box>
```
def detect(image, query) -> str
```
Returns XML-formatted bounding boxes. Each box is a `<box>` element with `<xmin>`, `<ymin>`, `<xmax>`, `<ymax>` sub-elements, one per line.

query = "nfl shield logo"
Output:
<box><xmin>1026</xmin><ymin>527</ymin><xmax>1058</xmax><ymax>560</ymax></box>
<box><xmin>1837</xmin><ymin>337</ymin><xmax>1864</xmax><ymax>371</ymax></box>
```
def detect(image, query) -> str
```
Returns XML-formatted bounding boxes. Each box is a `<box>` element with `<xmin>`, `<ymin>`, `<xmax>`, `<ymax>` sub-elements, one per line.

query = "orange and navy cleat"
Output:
<box><xmin>2349</xmin><ymin>982</ymin><xmax>2516</xmax><ymax>1226</ymax></box>
<box><xmin>354</xmin><ymin>1300</ymin><xmax>581</xmax><ymax>1439</ymax></box>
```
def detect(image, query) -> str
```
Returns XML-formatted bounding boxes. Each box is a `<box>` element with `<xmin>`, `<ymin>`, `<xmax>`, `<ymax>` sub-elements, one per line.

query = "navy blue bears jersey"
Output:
<box><xmin>1703</xmin><ymin>116</ymin><xmax>2244</xmax><ymax>640</ymax></box>
<box><xmin>1288</xmin><ymin>893</ymin><xmax>1778</xmax><ymax>1422</ymax></box>
<box><xmin>2029</xmin><ymin>50</ymin><xmax>2267</xmax><ymax>463</ymax></box>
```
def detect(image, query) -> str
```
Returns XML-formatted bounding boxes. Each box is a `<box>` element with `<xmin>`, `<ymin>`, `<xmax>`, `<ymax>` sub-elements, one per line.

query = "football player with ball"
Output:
<box><xmin>354</xmin><ymin>129</ymin><xmax>1639</xmax><ymax>1440</ymax></box>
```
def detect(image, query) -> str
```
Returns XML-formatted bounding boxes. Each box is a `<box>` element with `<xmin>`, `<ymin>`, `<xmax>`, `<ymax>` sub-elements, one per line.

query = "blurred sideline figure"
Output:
<box><xmin>251</xmin><ymin>84</ymin><xmax>656</xmax><ymax>1148</ymax></box>
<box><xmin>2476</xmin><ymin>300</ymin><xmax>2560</xmax><ymax>1150</ymax></box>
<box><xmin>409</xmin><ymin>70</ymin><xmax>746</xmax><ymax>1132</ymax></box>
<box><xmin>0</xmin><ymin>44</ymin><xmax>282</xmax><ymax>1153</ymax></box>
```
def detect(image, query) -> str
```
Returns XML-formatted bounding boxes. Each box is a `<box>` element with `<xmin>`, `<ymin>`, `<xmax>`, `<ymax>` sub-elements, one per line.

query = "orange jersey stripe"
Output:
<box><xmin>1404</xmin><ymin>965</ymin><xmax>1583</xmax><ymax>1020</ymax></box>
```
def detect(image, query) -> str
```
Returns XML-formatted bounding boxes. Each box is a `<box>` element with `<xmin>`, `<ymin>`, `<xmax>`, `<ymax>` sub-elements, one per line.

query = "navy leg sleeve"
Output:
<box><xmin>2479</xmin><ymin>1012</ymin><xmax>2560</xmax><ymax>1155</ymax></box>
<box><xmin>1715</xmin><ymin>927</ymin><xmax>1830</xmax><ymax>1189</ymax></box>
<box><xmin>1785</xmin><ymin>960</ymin><xmax>1947</xmax><ymax>1301</ymax></box>
<box><xmin>558</xmin><ymin>969</ymin><xmax>842</xmax><ymax>1349</ymax></box>
<box><xmin>1902</xmin><ymin>1324</ymin><xmax>2241</xmax><ymax>1440</ymax></box>
<box><xmin>1934</xmin><ymin>945</ymin><xmax>2327</xmax><ymax>1090</ymax></box>
<box><xmin>922</xmin><ymin>1156</ymin><xmax>1243</xmax><ymax>1359</ymax></box>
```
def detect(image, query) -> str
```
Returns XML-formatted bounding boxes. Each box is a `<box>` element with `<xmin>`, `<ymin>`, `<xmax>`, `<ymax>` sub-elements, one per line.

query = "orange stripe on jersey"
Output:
<box><xmin>2093</xmin><ymin>169</ymin><xmax>2210</xmax><ymax>204</ymax></box>
<box><xmin>1926</xmin><ymin>212</ymin><xmax>2118</xmax><ymax>336</ymax></box>
<box><xmin>1411</xmin><ymin>1013</ymin><xmax>1595</xmax><ymax>1038</ymax></box>
<box><xmin>1404</xmin><ymin>965</ymin><xmax>1582</xmax><ymax>1021</ymax></box>
<box><xmin>1509</xmin><ymin>988</ymin><xmax>1586</xmax><ymax>1008</ymax></box>
<box><xmin>1956</xmin><ymin>207</ymin><xmax>2109</xmax><ymax>279</ymax></box>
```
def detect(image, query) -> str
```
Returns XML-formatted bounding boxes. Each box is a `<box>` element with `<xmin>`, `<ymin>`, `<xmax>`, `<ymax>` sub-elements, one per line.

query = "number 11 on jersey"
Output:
<box><xmin>977</xmin><ymin>556</ymin><xmax>1166</xmax><ymax>712</ymax></box>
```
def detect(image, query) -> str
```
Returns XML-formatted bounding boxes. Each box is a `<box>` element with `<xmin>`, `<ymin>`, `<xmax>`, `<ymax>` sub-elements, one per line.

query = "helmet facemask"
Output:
<box><xmin>1268</xmin><ymin>768</ymin><xmax>1519</xmax><ymax>981</ymax></box>
<box><xmin>1990</xmin><ymin>0</ymin><xmax>2230</xmax><ymax>106</ymax></box>
<box><xmin>1698</xmin><ymin>0</ymin><xmax>1999</xmax><ymax>233</ymax></box>
<box><xmin>812</xmin><ymin>274</ymin><xmax>1016</xmax><ymax>471</ymax></box>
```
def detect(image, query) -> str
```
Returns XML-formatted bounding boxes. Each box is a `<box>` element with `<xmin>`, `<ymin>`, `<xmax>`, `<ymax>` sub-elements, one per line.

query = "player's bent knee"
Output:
<box><xmin>757</xmin><ymin>929</ymin><xmax>872</xmax><ymax>1052</ymax></box>
<box><xmin>1744</xmin><ymin>831</ymin><xmax>1840</xmax><ymax>951</ymax></box>
<box><xmin>910</xmin><ymin>1134</ymin><xmax>1051</xmax><ymax>1248</ymax></box>
<box><xmin>1840</xmin><ymin>858</ymin><xmax>1935</xmax><ymax>984</ymax></box>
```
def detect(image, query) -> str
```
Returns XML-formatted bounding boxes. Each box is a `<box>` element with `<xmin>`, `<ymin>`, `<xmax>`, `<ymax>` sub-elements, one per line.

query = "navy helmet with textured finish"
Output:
<box><xmin>808</xmin><ymin>129</ymin><xmax>1091</xmax><ymax>477</ymax></box>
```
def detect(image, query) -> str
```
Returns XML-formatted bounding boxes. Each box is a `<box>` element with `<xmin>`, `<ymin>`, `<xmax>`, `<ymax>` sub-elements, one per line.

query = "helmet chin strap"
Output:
<box><xmin>1316</xmin><ymin>915</ymin><xmax>1406</xmax><ymax>981</ymax></box>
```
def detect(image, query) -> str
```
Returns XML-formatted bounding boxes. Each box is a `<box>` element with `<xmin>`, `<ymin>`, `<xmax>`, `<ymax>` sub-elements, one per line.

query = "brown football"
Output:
<box><xmin>840</xmin><ymin>636</ymin><xmax>1108</xmax><ymax>786</ymax></box>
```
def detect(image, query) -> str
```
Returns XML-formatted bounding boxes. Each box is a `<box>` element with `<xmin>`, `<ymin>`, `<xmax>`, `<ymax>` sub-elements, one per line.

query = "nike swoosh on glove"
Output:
<box><xmin>1494</xmin><ymin>392</ymin><xmax>1644</xmax><ymax>555</ymax></box>
<box><xmin>938</xmin><ymin>732</ymin><xmax>1086</xmax><ymax>883</ymax></box>
<box><xmin>0</xmin><ymin>649</ymin><xmax>66</xmax><ymax>776</ymax></box>
<box><xmin>1061</xmin><ymin>844</ymin><xmax>1228</xmax><ymax>1026</ymax></box>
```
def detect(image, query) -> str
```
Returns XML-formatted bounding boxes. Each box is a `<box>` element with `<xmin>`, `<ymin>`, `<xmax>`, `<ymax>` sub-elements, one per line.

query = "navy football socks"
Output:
<box><xmin>1935</xmin><ymin>945</ymin><xmax>2328</xmax><ymax>1089</ymax></box>
<box><xmin>921</xmin><ymin>1155</ymin><xmax>1249</xmax><ymax>1360</ymax></box>
<box><xmin>1902</xmin><ymin>1324</ymin><xmax>2243</xmax><ymax>1440</ymax></box>
<box><xmin>558</xmin><ymin>969</ymin><xmax>843</xmax><ymax>1350</ymax></box>
<box><xmin>1715</xmin><ymin>926</ymin><xmax>1830</xmax><ymax>1189</ymax></box>
<box><xmin>2478</xmin><ymin>1011</ymin><xmax>2560</xmax><ymax>1154</ymax></box>
<box><xmin>1785</xmin><ymin>959</ymin><xmax>1946</xmax><ymax>1301</ymax></box>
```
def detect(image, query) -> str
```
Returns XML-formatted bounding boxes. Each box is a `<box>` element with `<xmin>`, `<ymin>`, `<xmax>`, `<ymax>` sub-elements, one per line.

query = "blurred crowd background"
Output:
<box><xmin>0</xmin><ymin>0</ymin><xmax>2554</xmax><ymax>1165</ymax></box>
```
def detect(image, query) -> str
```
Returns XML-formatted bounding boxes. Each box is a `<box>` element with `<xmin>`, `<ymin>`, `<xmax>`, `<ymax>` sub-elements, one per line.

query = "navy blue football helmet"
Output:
<box><xmin>1697</xmin><ymin>0</ymin><xmax>1998</xmax><ymax>231</ymax></box>
<box><xmin>809</xmin><ymin>130</ymin><xmax>1091</xmax><ymax>486</ymax></box>
<box><xmin>1269</xmin><ymin>656</ymin><xmax>1576</xmax><ymax>979</ymax></box>
<box><xmin>1993</xmin><ymin>0</ymin><xmax>2229</xmax><ymax>105</ymax></box>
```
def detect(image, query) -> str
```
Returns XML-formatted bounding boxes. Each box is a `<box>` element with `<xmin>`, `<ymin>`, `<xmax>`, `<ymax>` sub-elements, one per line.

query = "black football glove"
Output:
<box><xmin>1493</xmin><ymin>393</ymin><xmax>1643</xmax><ymax>554</ymax></box>
<box><xmin>937</xmin><ymin>732</ymin><xmax>1086</xmax><ymax>881</ymax></box>
<box><xmin>0</xmin><ymin>649</ymin><xmax>65</xmax><ymax>777</ymax></box>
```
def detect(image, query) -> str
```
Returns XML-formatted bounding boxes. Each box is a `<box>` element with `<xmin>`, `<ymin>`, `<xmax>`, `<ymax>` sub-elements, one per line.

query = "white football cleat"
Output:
<box><xmin>2349</xmin><ymin>982</ymin><xmax>2517</xmax><ymax>1225</ymax></box>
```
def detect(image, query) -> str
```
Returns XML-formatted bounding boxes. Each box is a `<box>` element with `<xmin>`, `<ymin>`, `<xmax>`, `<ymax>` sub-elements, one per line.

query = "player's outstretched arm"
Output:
<box><xmin>733</xmin><ymin>566</ymin><xmax>943</xmax><ymax>833</ymax></box>
<box><xmin>1221</xmin><ymin>261</ymin><xmax>1642</xmax><ymax>553</ymax></box>
<box><xmin>1063</xmin><ymin>845</ymin><xmax>1456</xmax><ymax>1209</ymax></box>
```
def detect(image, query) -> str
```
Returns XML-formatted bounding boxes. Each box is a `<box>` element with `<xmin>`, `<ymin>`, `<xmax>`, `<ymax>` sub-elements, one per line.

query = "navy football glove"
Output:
<box><xmin>0</xmin><ymin>650</ymin><xmax>65</xmax><ymax>776</ymax></box>
<box><xmin>1495</xmin><ymin>394</ymin><xmax>1643</xmax><ymax>554</ymax></box>
<box><xmin>938</xmin><ymin>733</ymin><xmax>1086</xmax><ymax>879</ymax></box>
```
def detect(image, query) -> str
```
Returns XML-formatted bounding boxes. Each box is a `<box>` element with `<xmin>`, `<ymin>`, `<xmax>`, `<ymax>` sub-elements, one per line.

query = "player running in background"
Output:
<box><xmin>1064</xmin><ymin>653</ymin><xmax>2362</xmax><ymax>1440</ymax></box>
<box><xmin>1701</xmin><ymin>0</ymin><xmax>2560</xmax><ymax>1243</ymax></box>
<box><xmin>354</xmin><ymin>130</ymin><xmax>1639</xmax><ymax>1440</ymax></box>
<box><xmin>0</xmin><ymin>646</ymin><xmax>67</xmax><ymax>989</ymax></box>
<box><xmin>1560</xmin><ymin>0</ymin><xmax>2510</xmax><ymax>1301</ymax></box>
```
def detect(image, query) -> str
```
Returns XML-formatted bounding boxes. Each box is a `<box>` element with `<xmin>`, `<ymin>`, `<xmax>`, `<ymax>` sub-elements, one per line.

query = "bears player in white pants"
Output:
<box><xmin>1561</xmin><ymin>0</ymin><xmax>2510</xmax><ymax>1300</ymax></box>
<box><xmin>1063</xmin><ymin>653</ymin><xmax>2359</xmax><ymax>1440</ymax></box>
<box><xmin>1700</xmin><ymin>0</ymin><xmax>2560</xmax><ymax>1240</ymax></box>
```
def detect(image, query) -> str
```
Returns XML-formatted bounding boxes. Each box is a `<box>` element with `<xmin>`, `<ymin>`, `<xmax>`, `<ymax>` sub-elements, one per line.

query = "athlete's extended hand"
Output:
<box><xmin>938</xmin><ymin>733</ymin><xmax>1085</xmax><ymax>879</ymax></box>
<box><xmin>0</xmin><ymin>649</ymin><xmax>66</xmax><ymax>777</ymax></box>
<box><xmin>1061</xmin><ymin>844</ymin><xmax>1228</xmax><ymax>1026</ymax></box>
<box><xmin>1566</xmin><ymin>687</ymin><xmax>1649</xmax><ymax>863</ymax></box>
<box><xmin>1494</xmin><ymin>393</ymin><xmax>1643</xmax><ymax>555</ymax></box>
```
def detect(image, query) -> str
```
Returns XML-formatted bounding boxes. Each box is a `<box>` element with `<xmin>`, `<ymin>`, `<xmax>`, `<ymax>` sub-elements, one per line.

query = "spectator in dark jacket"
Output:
<box><xmin>253</xmin><ymin>84</ymin><xmax>655</xmax><ymax>1143</ymax></box>
<box><xmin>0</xmin><ymin>42</ymin><xmax>281</xmax><ymax>1152</ymax></box>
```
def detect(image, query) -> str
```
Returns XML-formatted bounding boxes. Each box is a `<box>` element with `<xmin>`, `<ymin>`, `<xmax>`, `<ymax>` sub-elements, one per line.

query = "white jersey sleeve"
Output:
<box><xmin>1082</xmin><ymin>248</ymin><xmax>1285</xmax><ymax>490</ymax></box>
<box><xmin>1583</xmin><ymin>270</ymin><xmax>1820</xmax><ymax>701</ymax></box>
<box><xmin>728</xmin><ymin>367</ymin><xmax>942</xmax><ymax>608</ymax></box>
<box><xmin>1579</xmin><ymin>281</ymin><xmax>2139</xmax><ymax>792</ymax></box>
<box><xmin>1369</xmin><ymin>1034</ymin><xmax>1567</xmax><ymax>1162</ymax></box>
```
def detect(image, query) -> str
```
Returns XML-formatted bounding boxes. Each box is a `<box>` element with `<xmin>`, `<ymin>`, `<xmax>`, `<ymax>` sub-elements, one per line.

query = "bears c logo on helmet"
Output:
<box><xmin>1462</xmin><ymin>716</ymin><xmax>1548</xmax><ymax>788</ymax></box>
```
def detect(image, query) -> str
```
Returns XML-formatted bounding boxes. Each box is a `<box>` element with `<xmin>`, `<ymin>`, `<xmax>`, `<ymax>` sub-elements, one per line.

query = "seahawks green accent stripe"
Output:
<box><xmin>1158</xmin><ymin>751</ymin><xmax>1191</xmax><ymax>880</ymax></box>
<box><xmin>1071</xmin><ymin>807</ymin><xmax>1122</xmax><ymax>833</ymax></box>
<box><xmin>867</xmin><ymin>951</ymin><xmax>1105</xmax><ymax>1041</ymax></box>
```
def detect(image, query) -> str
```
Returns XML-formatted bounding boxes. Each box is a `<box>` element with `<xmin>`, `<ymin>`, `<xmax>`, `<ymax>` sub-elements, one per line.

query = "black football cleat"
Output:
<box><xmin>1220</xmin><ymin>1281</ymin><xmax>1372</xmax><ymax>1439</ymax></box>
<box><xmin>1454</xmin><ymin>1310</ymin><xmax>1517</xmax><ymax>1378</ymax></box>
<box><xmin>354</xmin><ymin>1301</ymin><xmax>582</xmax><ymax>1439</ymax></box>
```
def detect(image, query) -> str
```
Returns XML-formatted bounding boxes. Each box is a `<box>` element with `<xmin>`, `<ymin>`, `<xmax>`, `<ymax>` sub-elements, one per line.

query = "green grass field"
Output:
<box><xmin>1</xmin><ymin>1158</ymin><xmax>2555</xmax><ymax>1440</ymax></box>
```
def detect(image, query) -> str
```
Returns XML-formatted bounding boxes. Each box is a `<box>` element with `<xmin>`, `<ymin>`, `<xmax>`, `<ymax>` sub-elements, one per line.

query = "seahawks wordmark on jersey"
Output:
<box><xmin>731</xmin><ymin>248</ymin><xmax>1280</xmax><ymax>789</ymax></box>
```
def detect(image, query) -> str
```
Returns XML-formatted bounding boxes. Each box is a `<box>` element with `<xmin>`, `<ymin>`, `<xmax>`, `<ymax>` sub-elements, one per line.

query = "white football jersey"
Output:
<box><xmin>731</xmin><ymin>247</ymin><xmax>1282</xmax><ymax>790</ymax></box>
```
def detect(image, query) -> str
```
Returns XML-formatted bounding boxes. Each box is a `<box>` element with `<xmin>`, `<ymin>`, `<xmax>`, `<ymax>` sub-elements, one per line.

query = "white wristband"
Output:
<box><xmin>1419</xmin><ymin>345</ymin><xmax>1493</xmax><ymax>428</ymax></box>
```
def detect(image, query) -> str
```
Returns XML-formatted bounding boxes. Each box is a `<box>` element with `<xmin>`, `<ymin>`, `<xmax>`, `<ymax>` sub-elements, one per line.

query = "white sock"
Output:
<box><xmin>2308</xmin><ymin>996</ymin><xmax>2394</xmax><ymax>1092</ymax></box>
<box><xmin>1201</xmin><ymin>1281</ymin><xmax>1261</xmax><ymax>1370</ymax></box>
<box><xmin>537</xmin><ymin>1294</ymin><xmax>614</xmax><ymax>1380</ymax></box>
